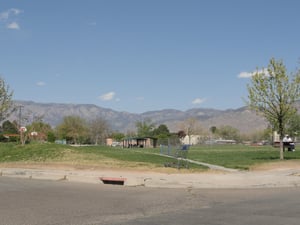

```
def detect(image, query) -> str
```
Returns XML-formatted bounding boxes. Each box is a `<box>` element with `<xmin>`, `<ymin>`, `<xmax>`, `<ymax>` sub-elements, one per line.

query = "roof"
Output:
<box><xmin>123</xmin><ymin>137</ymin><xmax>157</xmax><ymax>141</ymax></box>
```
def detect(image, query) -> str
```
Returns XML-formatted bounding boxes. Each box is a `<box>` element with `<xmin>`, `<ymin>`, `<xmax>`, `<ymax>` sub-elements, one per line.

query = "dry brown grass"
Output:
<box><xmin>250</xmin><ymin>160</ymin><xmax>300</xmax><ymax>171</ymax></box>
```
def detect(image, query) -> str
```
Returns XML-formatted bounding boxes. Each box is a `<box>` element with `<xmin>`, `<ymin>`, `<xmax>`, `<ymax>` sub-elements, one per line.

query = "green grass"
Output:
<box><xmin>0</xmin><ymin>143</ymin><xmax>206</xmax><ymax>170</ymax></box>
<box><xmin>188</xmin><ymin>144</ymin><xmax>300</xmax><ymax>170</ymax></box>
<box><xmin>0</xmin><ymin>142</ymin><xmax>300</xmax><ymax>171</ymax></box>
<box><xmin>0</xmin><ymin>142</ymin><xmax>66</xmax><ymax>162</ymax></box>
<box><xmin>74</xmin><ymin>146</ymin><xmax>170</xmax><ymax>166</ymax></box>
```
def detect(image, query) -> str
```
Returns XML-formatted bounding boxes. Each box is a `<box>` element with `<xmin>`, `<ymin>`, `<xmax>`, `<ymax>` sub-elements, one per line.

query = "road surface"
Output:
<box><xmin>1</xmin><ymin>177</ymin><xmax>300</xmax><ymax>225</ymax></box>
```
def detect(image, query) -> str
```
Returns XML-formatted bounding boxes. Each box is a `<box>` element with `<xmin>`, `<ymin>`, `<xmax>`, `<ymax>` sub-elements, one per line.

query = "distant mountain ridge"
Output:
<box><xmin>10</xmin><ymin>100</ymin><xmax>268</xmax><ymax>134</ymax></box>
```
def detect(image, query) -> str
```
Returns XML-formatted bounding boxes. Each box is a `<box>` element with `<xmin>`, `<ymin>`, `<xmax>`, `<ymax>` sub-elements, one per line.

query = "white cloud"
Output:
<box><xmin>7</xmin><ymin>22</ymin><xmax>20</xmax><ymax>30</ymax></box>
<box><xmin>0</xmin><ymin>8</ymin><xmax>23</xmax><ymax>30</ymax></box>
<box><xmin>238</xmin><ymin>69</ymin><xmax>269</xmax><ymax>79</ymax></box>
<box><xmin>238</xmin><ymin>71</ymin><xmax>253</xmax><ymax>78</ymax></box>
<box><xmin>0</xmin><ymin>8</ymin><xmax>22</xmax><ymax>21</ymax></box>
<box><xmin>192</xmin><ymin>98</ymin><xmax>206</xmax><ymax>105</ymax></box>
<box><xmin>36</xmin><ymin>81</ymin><xmax>46</xmax><ymax>86</ymax></box>
<box><xmin>99</xmin><ymin>91</ymin><xmax>116</xmax><ymax>101</ymax></box>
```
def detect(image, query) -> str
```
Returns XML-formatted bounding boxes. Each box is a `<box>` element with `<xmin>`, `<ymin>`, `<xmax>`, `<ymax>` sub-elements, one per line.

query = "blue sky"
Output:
<box><xmin>1</xmin><ymin>0</ymin><xmax>300</xmax><ymax>113</ymax></box>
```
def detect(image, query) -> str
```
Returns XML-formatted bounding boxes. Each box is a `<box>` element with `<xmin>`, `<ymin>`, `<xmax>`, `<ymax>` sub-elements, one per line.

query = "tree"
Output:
<box><xmin>210</xmin><ymin>126</ymin><xmax>217</xmax><ymax>135</ymax></box>
<box><xmin>178</xmin><ymin>117</ymin><xmax>203</xmax><ymax>145</ymax></box>
<box><xmin>247</xmin><ymin>58</ymin><xmax>300</xmax><ymax>159</ymax></box>
<box><xmin>177</xmin><ymin>130</ymin><xmax>186</xmax><ymax>139</ymax></box>
<box><xmin>286</xmin><ymin>114</ymin><xmax>300</xmax><ymax>138</ymax></box>
<box><xmin>246</xmin><ymin>128</ymin><xmax>273</xmax><ymax>144</ymax></box>
<box><xmin>1</xmin><ymin>120</ymin><xmax>18</xmax><ymax>134</ymax></box>
<box><xmin>0</xmin><ymin>120</ymin><xmax>19</xmax><ymax>142</ymax></box>
<box><xmin>135</xmin><ymin>118</ymin><xmax>155</xmax><ymax>137</ymax></box>
<box><xmin>26</xmin><ymin>121</ymin><xmax>53</xmax><ymax>142</ymax></box>
<box><xmin>216</xmin><ymin>125</ymin><xmax>240</xmax><ymax>141</ymax></box>
<box><xmin>56</xmin><ymin>116</ymin><xmax>88</xmax><ymax>144</ymax></box>
<box><xmin>89</xmin><ymin>117</ymin><xmax>110</xmax><ymax>145</ymax></box>
<box><xmin>111</xmin><ymin>132</ymin><xmax>125</xmax><ymax>142</ymax></box>
<box><xmin>153</xmin><ymin>124</ymin><xmax>171</xmax><ymax>139</ymax></box>
<box><xmin>0</xmin><ymin>77</ymin><xmax>14</xmax><ymax>123</ymax></box>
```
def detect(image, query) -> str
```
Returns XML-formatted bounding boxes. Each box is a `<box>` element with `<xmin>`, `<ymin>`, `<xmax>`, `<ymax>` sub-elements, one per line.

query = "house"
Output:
<box><xmin>181</xmin><ymin>135</ymin><xmax>202</xmax><ymax>145</ymax></box>
<box><xmin>106</xmin><ymin>138</ymin><xmax>121</xmax><ymax>147</ymax></box>
<box><xmin>122</xmin><ymin>137</ymin><xmax>157</xmax><ymax>148</ymax></box>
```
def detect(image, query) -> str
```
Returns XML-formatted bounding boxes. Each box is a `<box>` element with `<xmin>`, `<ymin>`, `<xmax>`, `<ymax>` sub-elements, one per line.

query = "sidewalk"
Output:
<box><xmin>1</xmin><ymin>166</ymin><xmax>300</xmax><ymax>189</ymax></box>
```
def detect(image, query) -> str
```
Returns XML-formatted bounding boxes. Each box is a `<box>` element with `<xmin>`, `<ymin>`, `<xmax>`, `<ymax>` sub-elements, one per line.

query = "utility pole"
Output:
<box><xmin>18</xmin><ymin>105</ymin><xmax>25</xmax><ymax>145</ymax></box>
<box><xmin>18</xmin><ymin>105</ymin><xmax>23</xmax><ymax>128</ymax></box>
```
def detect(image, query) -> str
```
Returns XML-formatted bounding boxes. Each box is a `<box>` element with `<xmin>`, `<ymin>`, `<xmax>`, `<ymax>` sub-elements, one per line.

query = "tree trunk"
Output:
<box><xmin>279</xmin><ymin>120</ymin><xmax>284</xmax><ymax>160</ymax></box>
<box><xmin>280</xmin><ymin>140</ymin><xmax>284</xmax><ymax>160</ymax></box>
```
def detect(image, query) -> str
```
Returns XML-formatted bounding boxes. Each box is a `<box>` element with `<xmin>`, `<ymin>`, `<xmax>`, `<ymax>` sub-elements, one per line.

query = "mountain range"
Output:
<box><xmin>10</xmin><ymin>100</ymin><xmax>268</xmax><ymax>134</ymax></box>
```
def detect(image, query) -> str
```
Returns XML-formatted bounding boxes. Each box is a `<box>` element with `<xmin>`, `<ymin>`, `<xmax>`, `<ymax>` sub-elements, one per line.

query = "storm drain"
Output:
<box><xmin>100</xmin><ymin>177</ymin><xmax>127</xmax><ymax>185</ymax></box>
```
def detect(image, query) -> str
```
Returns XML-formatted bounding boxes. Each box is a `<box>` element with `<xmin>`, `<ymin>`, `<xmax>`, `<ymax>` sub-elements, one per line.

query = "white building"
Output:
<box><xmin>181</xmin><ymin>135</ymin><xmax>201</xmax><ymax>145</ymax></box>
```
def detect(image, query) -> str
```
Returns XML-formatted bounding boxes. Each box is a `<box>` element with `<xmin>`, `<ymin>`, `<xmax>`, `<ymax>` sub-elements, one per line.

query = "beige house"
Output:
<box><xmin>106</xmin><ymin>138</ymin><xmax>121</xmax><ymax>147</ymax></box>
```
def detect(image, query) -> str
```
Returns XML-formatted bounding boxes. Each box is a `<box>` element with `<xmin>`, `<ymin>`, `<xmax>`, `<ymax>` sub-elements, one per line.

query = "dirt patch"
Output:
<box><xmin>2</xmin><ymin>160</ymin><xmax>300</xmax><ymax>176</ymax></box>
<box><xmin>0</xmin><ymin>162</ymin><xmax>195</xmax><ymax>174</ymax></box>
<box><xmin>250</xmin><ymin>160</ymin><xmax>300</xmax><ymax>171</ymax></box>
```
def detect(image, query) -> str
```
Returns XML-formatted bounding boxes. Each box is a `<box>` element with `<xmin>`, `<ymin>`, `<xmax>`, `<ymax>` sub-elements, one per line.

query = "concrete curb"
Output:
<box><xmin>1</xmin><ymin>167</ymin><xmax>300</xmax><ymax>189</ymax></box>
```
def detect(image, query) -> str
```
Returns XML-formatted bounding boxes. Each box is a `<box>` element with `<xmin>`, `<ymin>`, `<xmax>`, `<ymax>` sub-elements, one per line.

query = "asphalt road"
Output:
<box><xmin>1</xmin><ymin>177</ymin><xmax>300</xmax><ymax>225</ymax></box>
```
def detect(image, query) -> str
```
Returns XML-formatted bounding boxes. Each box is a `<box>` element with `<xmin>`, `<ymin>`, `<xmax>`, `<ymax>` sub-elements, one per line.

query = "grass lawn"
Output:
<box><xmin>0</xmin><ymin>142</ymin><xmax>299</xmax><ymax>171</ymax></box>
<box><xmin>0</xmin><ymin>142</ymin><xmax>207</xmax><ymax>171</ymax></box>
<box><xmin>189</xmin><ymin>144</ymin><xmax>300</xmax><ymax>170</ymax></box>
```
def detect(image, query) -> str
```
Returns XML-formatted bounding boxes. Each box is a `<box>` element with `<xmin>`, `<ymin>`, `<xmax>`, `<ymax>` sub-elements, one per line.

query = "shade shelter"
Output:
<box><xmin>123</xmin><ymin>137</ymin><xmax>157</xmax><ymax>148</ymax></box>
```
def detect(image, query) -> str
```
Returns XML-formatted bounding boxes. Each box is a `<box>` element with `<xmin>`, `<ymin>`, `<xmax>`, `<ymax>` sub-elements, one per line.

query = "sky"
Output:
<box><xmin>1</xmin><ymin>0</ymin><xmax>300</xmax><ymax>113</ymax></box>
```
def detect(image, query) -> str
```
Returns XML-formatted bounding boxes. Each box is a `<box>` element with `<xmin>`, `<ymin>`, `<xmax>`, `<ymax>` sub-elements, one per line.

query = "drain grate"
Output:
<box><xmin>100</xmin><ymin>177</ymin><xmax>127</xmax><ymax>185</ymax></box>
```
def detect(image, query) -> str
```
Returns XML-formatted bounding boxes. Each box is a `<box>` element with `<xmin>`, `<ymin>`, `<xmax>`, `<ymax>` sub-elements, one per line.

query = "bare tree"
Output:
<box><xmin>178</xmin><ymin>117</ymin><xmax>203</xmax><ymax>145</ymax></box>
<box><xmin>89</xmin><ymin>117</ymin><xmax>111</xmax><ymax>145</ymax></box>
<box><xmin>135</xmin><ymin>118</ymin><xmax>155</xmax><ymax>137</ymax></box>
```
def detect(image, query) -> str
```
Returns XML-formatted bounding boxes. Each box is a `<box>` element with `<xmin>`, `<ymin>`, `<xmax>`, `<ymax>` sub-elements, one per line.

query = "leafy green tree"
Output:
<box><xmin>216</xmin><ymin>125</ymin><xmax>240</xmax><ymax>141</ymax></box>
<box><xmin>0</xmin><ymin>77</ymin><xmax>14</xmax><ymax>123</ymax></box>
<box><xmin>153</xmin><ymin>124</ymin><xmax>171</xmax><ymax>139</ymax></box>
<box><xmin>111</xmin><ymin>132</ymin><xmax>125</xmax><ymax>142</ymax></box>
<box><xmin>56</xmin><ymin>116</ymin><xmax>88</xmax><ymax>144</ymax></box>
<box><xmin>286</xmin><ymin>113</ymin><xmax>300</xmax><ymax>138</ymax></box>
<box><xmin>136</xmin><ymin>118</ymin><xmax>155</xmax><ymax>137</ymax></box>
<box><xmin>1</xmin><ymin>120</ymin><xmax>18</xmax><ymax>134</ymax></box>
<box><xmin>210</xmin><ymin>126</ymin><xmax>217</xmax><ymax>135</ymax></box>
<box><xmin>27</xmin><ymin>121</ymin><xmax>53</xmax><ymax>142</ymax></box>
<box><xmin>0</xmin><ymin>120</ymin><xmax>19</xmax><ymax>142</ymax></box>
<box><xmin>47</xmin><ymin>131</ymin><xmax>56</xmax><ymax>143</ymax></box>
<box><xmin>247</xmin><ymin>58</ymin><xmax>300</xmax><ymax>159</ymax></box>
